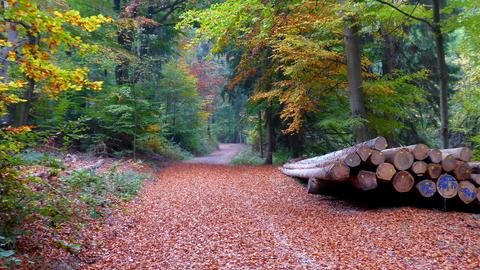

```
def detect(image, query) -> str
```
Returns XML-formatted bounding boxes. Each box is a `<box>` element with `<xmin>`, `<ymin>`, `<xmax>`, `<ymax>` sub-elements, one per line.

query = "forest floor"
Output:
<box><xmin>72</xmin><ymin>149</ymin><xmax>480</xmax><ymax>269</ymax></box>
<box><xmin>185</xmin><ymin>143</ymin><xmax>246</xmax><ymax>164</ymax></box>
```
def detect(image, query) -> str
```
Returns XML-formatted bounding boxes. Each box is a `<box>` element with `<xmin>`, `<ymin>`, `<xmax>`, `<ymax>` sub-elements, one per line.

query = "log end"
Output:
<box><xmin>345</xmin><ymin>152</ymin><xmax>361</xmax><ymax>168</ymax></box>
<box><xmin>427</xmin><ymin>163</ymin><xmax>442</xmax><ymax>179</ymax></box>
<box><xmin>330</xmin><ymin>162</ymin><xmax>350</xmax><ymax>181</ymax></box>
<box><xmin>392</xmin><ymin>171</ymin><xmax>414</xmax><ymax>193</ymax></box>
<box><xmin>416</xmin><ymin>179</ymin><xmax>437</xmax><ymax>198</ymax></box>
<box><xmin>393</xmin><ymin>149</ymin><xmax>414</xmax><ymax>171</ymax></box>
<box><xmin>356</xmin><ymin>146</ymin><xmax>372</xmax><ymax>162</ymax></box>
<box><xmin>411</xmin><ymin>161</ymin><xmax>428</xmax><ymax>176</ymax></box>
<box><xmin>373</xmin><ymin>136</ymin><xmax>388</xmax><ymax>151</ymax></box>
<box><xmin>458</xmin><ymin>181</ymin><xmax>477</xmax><ymax>204</ymax></box>
<box><xmin>437</xmin><ymin>174</ymin><xmax>459</xmax><ymax>199</ymax></box>
<box><xmin>368</xmin><ymin>150</ymin><xmax>385</xmax><ymax>166</ymax></box>
<box><xmin>428</xmin><ymin>149</ymin><xmax>442</xmax><ymax>163</ymax></box>
<box><xmin>307</xmin><ymin>177</ymin><xmax>322</xmax><ymax>194</ymax></box>
<box><xmin>454</xmin><ymin>161</ymin><xmax>472</xmax><ymax>181</ymax></box>
<box><xmin>441</xmin><ymin>154</ymin><xmax>457</xmax><ymax>172</ymax></box>
<box><xmin>376</xmin><ymin>162</ymin><xmax>396</xmax><ymax>181</ymax></box>
<box><xmin>412</xmin><ymin>144</ymin><xmax>429</xmax><ymax>160</ymax></box>
<box><xmin>351</xmin><ymin>171</ymin><xmax>378</xmax><ymax>191</ymax></box>
<box><xmin>460</xmin><ymin>147</ymin><xmax>473</xmax><ymax>162</ymax></box>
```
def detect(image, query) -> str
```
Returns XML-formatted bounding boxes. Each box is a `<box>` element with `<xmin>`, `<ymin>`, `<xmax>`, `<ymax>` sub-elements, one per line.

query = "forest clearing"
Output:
<box><xmin>2</xmin><ymin>0</ymin><xmax>480</xmax><ymax>269</ymax></box>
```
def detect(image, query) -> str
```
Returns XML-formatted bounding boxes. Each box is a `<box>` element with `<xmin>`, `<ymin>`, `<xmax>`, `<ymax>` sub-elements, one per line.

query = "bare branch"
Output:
<box><xmin>374</xmin><ymin>0</ymin><xmax>433</xmax><ymax>29</ymax></box>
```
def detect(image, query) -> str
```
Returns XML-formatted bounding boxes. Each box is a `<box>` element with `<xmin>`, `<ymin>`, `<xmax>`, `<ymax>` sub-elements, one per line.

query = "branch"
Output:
<box><xmin>374</xmin><ymin>0</ymin><xmax>433</xmax><ymax>29</ymax></box>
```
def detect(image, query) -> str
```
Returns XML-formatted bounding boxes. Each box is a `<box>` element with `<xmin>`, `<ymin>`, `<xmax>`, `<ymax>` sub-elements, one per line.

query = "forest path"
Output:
<box><xmin>80</xmin><ymin>163</ymin><xmax>480</xmax><ymax>269</ymax></box>
<box><xmin>185</xmin><ymin>143</ymin><xmax>246</xmax><ymax>164</ymax></box>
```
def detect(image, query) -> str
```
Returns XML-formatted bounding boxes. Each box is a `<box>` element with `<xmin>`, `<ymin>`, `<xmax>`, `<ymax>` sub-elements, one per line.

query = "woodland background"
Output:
<box><xmin>1</xmin><ymin>0</ymin><xmax>480</xmax><ymax>266</ymax></box>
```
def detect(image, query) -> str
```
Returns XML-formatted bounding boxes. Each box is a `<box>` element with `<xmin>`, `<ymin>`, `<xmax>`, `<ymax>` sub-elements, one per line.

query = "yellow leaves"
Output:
<box><xmin>7</xmin><ymin>51</ymin><xmax>16</xmax><ymax>61</ymax></box>
<box><xmin>0</xmin><ymin>39</ymin><xmax>13</xmax><ymax>47</ymax></box>
<box><xmin>145</xmin><ymin>125</ymin><xmax>161</xmax><ymax>133</ymax></box>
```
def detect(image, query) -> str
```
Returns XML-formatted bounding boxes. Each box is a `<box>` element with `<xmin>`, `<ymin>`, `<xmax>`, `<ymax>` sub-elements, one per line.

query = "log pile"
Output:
<box><xmin>281</xmin><ymin>137</ymin><xmax>480</xmax><ymax>206</ymax></box>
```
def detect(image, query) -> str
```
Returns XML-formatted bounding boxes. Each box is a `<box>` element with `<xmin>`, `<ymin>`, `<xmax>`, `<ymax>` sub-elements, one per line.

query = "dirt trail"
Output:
<box><xmin>185</xmin><ymin>143</ymin><xmax>246</xmax><ymax>165</ymax></box>
<box><xmin>79</xmin><ymin>162</ymin><xmax>480</xmax><ymax>269</ymax></box>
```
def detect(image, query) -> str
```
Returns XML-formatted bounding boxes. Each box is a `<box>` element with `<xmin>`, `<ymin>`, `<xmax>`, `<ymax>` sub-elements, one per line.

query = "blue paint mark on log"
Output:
<box><xmin>437</xmin><ymin>174</ymin><xmax>458</xmax><ymax>198</ymax></box>
<box><xmin>419</xmin><ymin>181</ymin><xmax>436</xmax><ymax>197</ymax></box>
<box><xmin>459</xmin><ymin>188</ymin><xmax>477</xmax><ymax>199</ymax></box>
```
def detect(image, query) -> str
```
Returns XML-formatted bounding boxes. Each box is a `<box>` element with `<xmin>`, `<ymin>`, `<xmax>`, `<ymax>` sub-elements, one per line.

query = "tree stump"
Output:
<box><xmin>376</xmin><ymin>162</ymin><xmax>396</xmax><ymax>181</ymax></box>
<box><xmin>416</xmin><ymin>180</ymin><xmax>436</xmax><ymax>198</ymax></box>
<box><xmin>458</xmin><ymin>181</ymin><xmax>477</xmax><ymax>204</ymax></box>
<box><xmin>436</xmin><ymin>174</ymin><xmax>458</xmax><ymax>199</ymax></box>
<box><xmin>392</xmin><ymin>171</ymin><xmax>414</xmax><ymax>193</ymax></box>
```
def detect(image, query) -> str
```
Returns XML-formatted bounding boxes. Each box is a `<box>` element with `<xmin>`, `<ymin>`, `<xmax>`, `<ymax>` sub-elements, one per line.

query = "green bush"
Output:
<box><xmin>230</xmin><ymin>147</ymin><xmax>264</xmax><ymax>165</ymax></box>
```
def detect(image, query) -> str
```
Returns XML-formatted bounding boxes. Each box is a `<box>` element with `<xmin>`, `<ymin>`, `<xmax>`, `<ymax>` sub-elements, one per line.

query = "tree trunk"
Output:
<box><xmin>113</xmin><ymin>0</ymin><xmax>121</xmax><ymax>11</ymax></box>
<box><xmin>265</xmin><ymin>104</ymin><xmax>274</xmax><ymax>164</ymax></box>
<box><xmin>344</xmin><ymin>19</ymin><xmax>369</xmax><ymax>143</ymax></box>
<box><xmin>258</xmin><ymin>110</ymin><xmax>263</xmax><ymax>157</ymax></box>
<box><xmin>381</xmin><ymin>32</ymin><xmax>396</xmax><ymax>75</ymax></box>
<box><xmin>433</xmin><ymin>0</ymin><xmax>449</xmax><ymax>149</ymax></box>
<box><xmin>0</xmin><ymin>5</ymin><xmax>17</xmax><ymax>81</ymax></box>
<box><xmin>406</xmin><ymin>144</ymin><xmax>429</xmax><ymax>161</ymax></box>
<box><xmin>15</xmin><ymin>77</ymin><xmax>34</xmax><ymax>126</ymax></box>
<box><xmin>440</xmin><ymin>147</ymin><xmax>472</xmax><ymax>162</ymax></box>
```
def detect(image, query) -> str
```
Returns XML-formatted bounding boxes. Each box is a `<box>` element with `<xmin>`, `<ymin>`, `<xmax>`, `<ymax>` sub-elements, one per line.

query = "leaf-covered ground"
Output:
<box><xmin>76</xmin><ymin>163</ymin><xmax>480</xmax><ymax>269</ymax></box>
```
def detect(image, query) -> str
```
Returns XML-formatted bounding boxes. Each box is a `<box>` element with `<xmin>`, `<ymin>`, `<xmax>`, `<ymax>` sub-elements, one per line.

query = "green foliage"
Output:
<box><xmin>230</xmin><ymin>147</ymin><xmax>264</xmax><ymax>165</ymax></box>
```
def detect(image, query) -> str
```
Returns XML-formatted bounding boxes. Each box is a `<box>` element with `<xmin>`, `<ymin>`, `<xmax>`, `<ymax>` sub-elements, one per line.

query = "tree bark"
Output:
<box><xmin>344</xmin><ymin>18</ymin><xmax>369</xmax><ymax>143</ymax></box>
<box><xmin>0</xmin><ymin>3</ymin><xmax>17</xmax><ymax>81</ymax></box>
<box><xmin>440</xmin><ymin>147</ymin><xmax>472</xmax><ymax>162</ymax></box>
<box><xmin>381</xmin><ymin>31</ymin><xmax>396</xmax><ymax>75</ymax></box>
<box><xmin>433</xmin><ymin>0</ymin><xmax>449</xmax><ymax>149</ymax></box>
<box><xmin>280</xmin><ymin>162</ymin><xmax>350</xmax><ymax>181</ymax></box>
<box><xmin>258</xmin><ymin>110</ymin><xmax>263</xmax><ymax>157</ymax></box>
<box><xmin>15</xmin><ymin>77</ymin><xmax>34</xmax><ymax>126</ymax></box>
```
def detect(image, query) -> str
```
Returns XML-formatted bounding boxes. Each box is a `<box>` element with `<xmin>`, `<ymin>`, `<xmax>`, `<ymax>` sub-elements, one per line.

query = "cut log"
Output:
<box><xmin>392</xmin><ymin>171</ymin><xmax>415</xmax><ymax>193</ymax></box>
<box><xmin>453</xmin><ymin>161</ymin><xmax>471</xmax><ymax>181</ymax></box>
<box><xmin>307</xmin><ymin>178</ymin><xmax>322</xmax><ymax>194</ymax></box>
<box><xmin>283</xmin><ymin>152</ymin><xmax>361</xmax><ymax>169</ymax></box>
<box><xmin>427</xmin><ymin>149</ymin><xmax>442</xmax><ymax>163</ymax></box>
<box><xmin>356</xmin><ymin>146</ymin><xmax>372</xmax><ymax>162</ymax></box>
<box><xmin>382</xmin><ymin>148</ymin><xmax>414</xmax><ymax>171</ymax></box>
<box><xmin>411</xmin><ymin>161</ymin><xmax>427</xmax><ymax>176</ymax></box>
<box><xmin>441</xmin><ymin>154</ymin><xmax>457</xmax><ymax>172</ymax></box>
<box><xmin>457</xmin><ymin>181</ymin><xmax>477</xmax><ymax>204</ymax></box>
<box><xmin>351</xmin><ymin>171</ymin><xmax>378</xmax><ymax>191</ymax></box>
<box><xmin>367</xmin><ymin>149</ymin><xmax>385</xmax><ymax>166</ymax></box>
<box><xmin>280</xmin><ymin>162</ymin><xmax>350</xmax><ymax>181</ymax></box>
<box><xmin>416</xmin><ymin>180</ymin><xmax>437</xmax><ymax>198</ymax></box>
<box><xmin>376</xmin><ymin>162</ymin><xmax>396</xmax><ymax>181</ymax></box>
<box><xmin>406</xmin><ymin>144</ymin><xmax>429</xmax><ymax>161</ymax></box>
<box><xmin>470</xmin><ymin>174</ymin><xmax>480</xmax><ymax>186</ymax></box>
<box><xmin>426</xmin><ymin>163</ymin><xmax>442</xmax><ymax>179</ymax></box>
<box><xmin>468</xmin><ymin>162</ymin><xmax>480</xmax><ymax>174</ymax></box>
<box><xmin>440</xmin><ymin>147</ymin><xmax>472</xmax><ymax>162</ymax></box>
<box><xmin>436</xmin><ymin>174</ymin><xmax>458</xmax><ymax>199</ymax></box>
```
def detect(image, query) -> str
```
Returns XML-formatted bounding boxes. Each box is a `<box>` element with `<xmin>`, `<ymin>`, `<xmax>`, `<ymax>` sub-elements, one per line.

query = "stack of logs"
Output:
<box><xmin>280</xmin><ymin>137</ymin><xmax>480</xmax><ymax>205</ymax></box>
